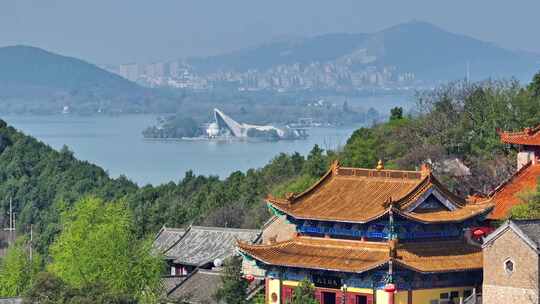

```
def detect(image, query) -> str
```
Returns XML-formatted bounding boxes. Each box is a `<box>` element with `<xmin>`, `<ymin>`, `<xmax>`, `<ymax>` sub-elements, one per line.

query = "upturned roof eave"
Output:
<box><xmin>237</xmin><ymin>244</ymin><xmax>389</xmax><ymax>274</ymax></box>
<box><xmin>392</xmin><ymin>260</ymin><xmax>482</xmax><ymax>274</ymax></box>
<box><xmin>268</xmin><ymin>198</ymin><xmax>492</xmax><ymax>224</ymax></box>
<box><xmin>397</xmin><ymin>204</ymin><xmax>495</xmax><ymax>224</ymax></box>
<box><xmin>266</xmin><ymin>199</ymin><xmax>391</xmax><ymax>224</ymax></box>
<box><xmin>237</xmin><ymin>240</ymin><xmax>483</xmax><ymax>275</ymax></box>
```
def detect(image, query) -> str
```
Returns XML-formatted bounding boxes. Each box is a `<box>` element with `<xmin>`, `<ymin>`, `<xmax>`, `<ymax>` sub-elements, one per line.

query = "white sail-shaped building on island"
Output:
<box><xmin>206</xmin><ymin>109</ymin><xmax>307</xmax><ymax>139</ymax></box>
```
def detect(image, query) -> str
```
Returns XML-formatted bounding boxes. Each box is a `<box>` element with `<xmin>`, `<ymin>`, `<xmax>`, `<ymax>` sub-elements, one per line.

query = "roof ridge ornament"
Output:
<box><xmin>376</xmin><ymin>160</ymin><xmax>384</xmax><ymax>171</ymax></box>
<box><xmin>331</xmin><ymin>159</ymin><xmax>340</xmax><ymax>175</ymax></box>
<box><xmin>285</xmin><ymin>192</ymin><xmax>297</xmax><ymax>201</ymax></box>
<box><xmin>420</xmin><ymin>162</ymin><xmax>432</xmax><ymax>177</ymax></box>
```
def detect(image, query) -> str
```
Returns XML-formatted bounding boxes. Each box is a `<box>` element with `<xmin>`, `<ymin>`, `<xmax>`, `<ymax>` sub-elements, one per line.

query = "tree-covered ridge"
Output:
<box><xmin>0</xmin><ymin>120</ymin><xmax>138</xmax><ymax>253</ymax></box>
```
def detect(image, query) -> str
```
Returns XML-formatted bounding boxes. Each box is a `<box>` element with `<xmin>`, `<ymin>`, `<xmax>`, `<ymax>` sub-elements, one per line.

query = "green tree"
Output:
<box><xmin>510</xmin><ymin>178</ymin><xmax>540</xmax><ymax>219</ymax></box>
<box><xmin>303</xmin><ymin>145</ymin><xmax>327</xmax><ymax>178</ymax></box>
<box><xmin>0</xmin><ymin>239</ymin><xmax>40</xmax><ymax>297</ymax></box>
<box><xmin>341</xmin><ymin>127</ymin><xmax>378</xmax><ymax>168</ymax></box>
<box><xmin>23</xmin><ymin>272</ymin><xmax>74</xmax><ymax>304</ymax></box>
<box><xmin>272</xmin><ymin>174</ymin><xmax>319</xmax><ymax>198</ymax></box>
<box><xmin>215</xmin><ymin>256</ymin><xmax>248</xmax><ymax>304</ymax></box>
<box><xmin>47</xmin><ymin>197</ymin><xmax>163</xmax><ymax>303</ymax></box>
<box><xmin>23</xmin><ymin>272</ymin><xmax>137</xmax><ymax>304</ymax></box>
<box><xmin>528</xmin><ymin>71</ymin><xmax>540</xmax><ymax>98</ymax></box>
<box><xmin>287</xmin><ymin>279</ymin><xmax>318</xmax><ymax>304</ymax></box>
<box><xmin>389</xmin><ymin>107</ymin><xmax>403</xmax><ymax>121</ymax></box>
<box><xmin>250</xmin><ymin>292</ymin><xmax>265</xmax><ymax>304</ymax></box>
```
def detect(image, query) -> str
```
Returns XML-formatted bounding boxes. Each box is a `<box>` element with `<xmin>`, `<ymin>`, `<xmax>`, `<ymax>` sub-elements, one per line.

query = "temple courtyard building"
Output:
<box><xmin>238</xmin><ymin>161</ymin><xmax>494</xmax><ymax>304</ymax></box>
<box><xmin>483</xmin><ymin>219</ymin><xmax>540</xmax><ymax>304</ymax></box>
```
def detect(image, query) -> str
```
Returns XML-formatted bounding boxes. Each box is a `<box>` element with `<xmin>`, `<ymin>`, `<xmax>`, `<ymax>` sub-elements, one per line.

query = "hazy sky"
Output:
<box><xmin>1</xmin><ymin>0</ymin><xmax>538</xmax><ymax>64</ymax></box>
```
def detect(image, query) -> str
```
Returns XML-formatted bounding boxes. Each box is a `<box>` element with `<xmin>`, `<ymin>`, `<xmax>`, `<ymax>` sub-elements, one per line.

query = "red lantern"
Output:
<box><xmin>245</xmin><ymin>274</ymin><xmax>255</xmax><ymax>283</ymax></box>
<box><xmin>473</xmin><ymin>229</ymin><xmax>485</xmax><ymax>237</ymax></box>
<box><xmin>384</xmin><ymin>283</ymin><xmax>396</xmax><ymax>293</ymax></box>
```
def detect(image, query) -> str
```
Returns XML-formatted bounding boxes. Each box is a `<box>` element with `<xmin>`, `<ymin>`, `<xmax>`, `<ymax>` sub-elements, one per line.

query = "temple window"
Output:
<box><xmin>504</xmin><ymin>258</ymin><xmax>515</xmax><ymax>274</ymax></box>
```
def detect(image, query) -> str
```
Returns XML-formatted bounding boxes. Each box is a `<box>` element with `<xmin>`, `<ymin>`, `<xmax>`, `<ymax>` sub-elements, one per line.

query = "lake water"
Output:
<box><xmin>1</xmin><ymin>115</ymin><xmax>360</xmax><ymax>185</ymax></box>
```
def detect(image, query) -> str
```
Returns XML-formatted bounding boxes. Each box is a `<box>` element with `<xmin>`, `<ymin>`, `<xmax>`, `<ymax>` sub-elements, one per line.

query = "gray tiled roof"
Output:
<box><xmin>484</xmin><ymin>219</ymin><xmax>540</xmax><ymax>254</ymax></box>
<box><xmin>514</xmin><ymin>219</ymin><xmax>540</xmax><ymax>248</ymax></box>
<box><xmin>163</xmin><ymin>226</ymin><xmax>260</xmax><ymax>266</ymax></box>
<box><xmin>161</xmin><ymin>276</ymin><xmax>187</xmax><ymax>297</ymax></box>
<box><xmin>154</xmin><ymin>227</ymin><xmax>186</xmax><ymax>254</ymax></box>
<box><xmin>0</xmin><ymin>298</ymin><xmax>22</xmax><ymax>304</ymax></box>
<box><xmin>167</xmin><ymin>269</ymin><xmax>223</xmax><ymax>304</ymax></box>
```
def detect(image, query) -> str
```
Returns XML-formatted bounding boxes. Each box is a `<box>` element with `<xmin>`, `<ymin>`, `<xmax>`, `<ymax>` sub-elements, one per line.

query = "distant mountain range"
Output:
<box><xmin>189</xmin><ymin>21</ymin><xmax>540</xmax><ymax>82</ymax></box>
<box><xmin>0</xmin><ymin>45</ymin><xmax>141</xmax><ymax>93</ymax></box>
<box><xmin>0</xmin><ymin>46</ymin><xmax>163</xmax><ymax>114</ymax></box>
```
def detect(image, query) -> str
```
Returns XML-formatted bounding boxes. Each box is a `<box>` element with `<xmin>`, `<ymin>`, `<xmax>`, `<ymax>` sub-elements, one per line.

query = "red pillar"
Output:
<box><xmin>387</xmin><ymin>292</ymin><xmax>394</xmax><ymax>304</ymax></box>
<box><xmin>384</xmin><ymin>284</ymin><xmax>396</xmax><ymax>304</ymax></box>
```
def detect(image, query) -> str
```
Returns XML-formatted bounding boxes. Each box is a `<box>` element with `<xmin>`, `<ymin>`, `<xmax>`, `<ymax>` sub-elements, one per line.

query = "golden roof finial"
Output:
<box><xmin>376</xmin><ymin>159</ymin><xmax>384</xmax><ymax>171</ymax></box>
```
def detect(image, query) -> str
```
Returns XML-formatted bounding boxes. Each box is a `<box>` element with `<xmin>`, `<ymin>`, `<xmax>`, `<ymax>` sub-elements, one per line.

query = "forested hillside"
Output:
<box><xmin>0</xmin><ymin>46</ymin><xmax>139</xmax><ymax>92</ymax></box>
<box><xmin>0</xmin><ymin>46</ymin><xmax>175</xmax><ymax>115</ymax></box>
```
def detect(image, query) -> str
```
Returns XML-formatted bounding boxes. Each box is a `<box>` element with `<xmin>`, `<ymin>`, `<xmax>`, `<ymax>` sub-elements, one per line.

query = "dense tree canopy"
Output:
<box><xmin>47</xmin><ymin>197</ymin><xmax>163</xmax><ymax>303</ymax></box>
<box><xmin>0</xmin><ymin>239</ymin><xmax>40</xmax><ymax>297</ymax></box>
<box><xmin>287</xmin><ymin>279</ymin><xmax>318</xmax><ymax>304</ymax></box>
<box><xmin>215</xmin><ymin>256</ymin><xmax>248</xmax><ymax>304</ymax></box>
<box><xmin>510</xmin><ymin>178</ymin><xmax>540</xmax><ymax>220</ymax></box>
<box><xmin>23</xmin><ymin>272</ymin><xmax>137</xmax><ymax>304</ymax></box>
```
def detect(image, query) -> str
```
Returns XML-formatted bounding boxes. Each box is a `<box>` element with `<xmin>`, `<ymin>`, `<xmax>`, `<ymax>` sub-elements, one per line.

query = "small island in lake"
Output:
<box><xmin>142</xmin><ymin>108</ymin><xmax>309</xmax><ymax>141</ymax></box>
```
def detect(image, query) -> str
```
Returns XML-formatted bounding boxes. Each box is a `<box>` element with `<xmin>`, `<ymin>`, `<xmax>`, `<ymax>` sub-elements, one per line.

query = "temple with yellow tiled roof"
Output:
<box><xmin>238</xmin><ymin>161</ymin><xmax>493</xmax><ymax>304</ymax></box>
<box><xmin>487</xmin><ymin>124</ymin><xmax>540</xmax><ymax>220</ymax></box>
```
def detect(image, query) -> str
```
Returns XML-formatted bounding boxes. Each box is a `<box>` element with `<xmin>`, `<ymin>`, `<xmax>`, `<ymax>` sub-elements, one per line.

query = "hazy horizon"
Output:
<box><xmin>1</xmin><ymin>0</ymin><xmax>539</xmax><ymax>65</ymax></box>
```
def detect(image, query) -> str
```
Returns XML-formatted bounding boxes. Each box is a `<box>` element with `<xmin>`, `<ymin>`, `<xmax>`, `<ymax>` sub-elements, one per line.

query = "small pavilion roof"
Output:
<box><xmin>499</xmin><ymin>125</ymin><xmax>540</xmax><ymax>146</ymax></box>
<box><xmin>160</xmin><ymin>226</ymin><xmax>261</xmax><ymax>266</ymax></box>
<box><xmin>481</xmin><ymin>162</ymin><xmax>540</xmax><ymax>220</ymax></box>
<box><xmin>154</xmin><ymin>226</ymin><xmax>261</xmax><ymax>266</ymax></box>
<box><xmin>237</xmin><ymin>236</ymin><xmax>482</xmax><ymax>274</ymax></box>
<box><xmin>267</xmin><ymin>162</ymin><xmax>492</xmax><ymax>224</ymax></box>
<box><xmin>397</xmin><ymin>203</ymin><xmax>494</xmax><ymax>224</ymax></box>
